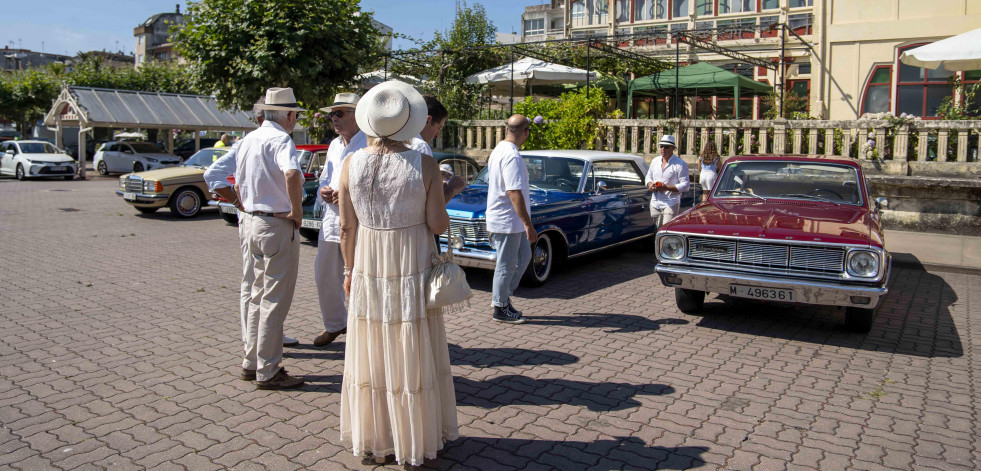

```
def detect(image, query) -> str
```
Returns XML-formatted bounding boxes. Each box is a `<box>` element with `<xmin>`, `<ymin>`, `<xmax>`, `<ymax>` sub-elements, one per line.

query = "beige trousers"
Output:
<box><xmin>239</xmin><ymin>213</ymin><xmax>300</xmax><ymax>381</ymax></box>
<box><xmin>314</xmin><ymin>240</ymin><xmax>347</xmax><ymax>332</ymax></box>
<box><xmin>650</xmin><ymin>203</ymin><xmax>680</xmax><ymax>229</ymax></box>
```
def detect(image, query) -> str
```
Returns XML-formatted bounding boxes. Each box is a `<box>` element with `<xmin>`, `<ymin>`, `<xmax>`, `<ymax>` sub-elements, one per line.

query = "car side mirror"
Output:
<box><xmin>595</xmin><ymin>181</ymin><xmax>608</xmax><ymax>194</ymax></box>
<box><xmin>4</xmin><ymin>149</ymin><xmax>13</xmax><ymax>155</ymax></box>
<box><xmin>874</xmin><ymin>197</ymin><xmax>889</xmax><ymax>210</ymax></box>
<box><xmin>123</xmin><ymin>149</ymin><xmax>133</xmax><ymax>154</ymax></box>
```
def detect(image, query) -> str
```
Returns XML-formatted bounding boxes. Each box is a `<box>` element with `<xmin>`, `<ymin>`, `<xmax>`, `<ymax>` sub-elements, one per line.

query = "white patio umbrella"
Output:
<box><xmin>356</xmin><ymin>70</ymin><xmax>422</xmax><ymax>90</ymax></box>
<box><xmin>466</xmin><ymin>57</ymin><xmax>597</xmax><ymax>95</ymax></box>
<box><xmin>899</xmin><ymin>27</ymin><xmax>981</xmax><ymax>71</ymax></box>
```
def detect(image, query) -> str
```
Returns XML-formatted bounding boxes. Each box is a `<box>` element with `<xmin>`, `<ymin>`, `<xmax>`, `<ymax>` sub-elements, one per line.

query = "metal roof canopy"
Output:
<box><xmin>43</xmin><ymin>86</ymin><xmax>256</xmax><ymax>178</ymax></box>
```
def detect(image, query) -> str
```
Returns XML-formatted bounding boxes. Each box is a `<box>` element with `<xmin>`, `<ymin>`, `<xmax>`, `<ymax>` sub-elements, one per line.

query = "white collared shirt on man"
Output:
<box><xmin>234</xmin><ymin>120</ymin><xmax>300</xmax><ymax>213</ymax></box>
<box><xmin>408</xmin><ymin>135</ymin><xmax>432</xmax><ymax>156</ymax></box>
<box><xmin>318</xmin><ymin>131</ymin><xmax>367</xmax><ymax>243</ymax></box>
<box><xmin>645</xmin><ymin>154</ymin><xmax>690</xmax><ymax>209</ymax></box>
<box><xmin>485</xmin><ymin>141</ymin><xmax>530</xmax><ymax>234</ymax></box>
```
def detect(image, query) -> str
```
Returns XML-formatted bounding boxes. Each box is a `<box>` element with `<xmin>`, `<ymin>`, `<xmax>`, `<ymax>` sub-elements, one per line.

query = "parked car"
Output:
<box><xmin>0</xmin><ymin>130</ymin><xmax>22</xmax><ymax>142</ymax></box>
<box><xmin>64</xmin><ymin>138</ymin><xmax>110</xmax><ymax>161</ymax></box>
<box><xmin>296</xmin><ymin>144</ymin><xmax>330</xmax><ymax>181</ymax></box>
<box><xmin>0</xmin><ymin>140</ymin><xmax>78</xmax><ymax>180</ymax></box>
<box><xmin>94</xmin><ymin>141</ymin><xmax>181</xmax><ymax>175</ymax></box>
<box><xmin>174</xmin><ymin>138</ymin><xmax>220</xmax><ymax>159</ymax></box>
<box><xmin>654</xmin><ymin>154</ymin><xmax>891</xmax><ymax>333</ymax></box>
<box><xmin>115</xmin><ymin>147</ymin><xmax>229</xmax><ymax>217</ymax></box>
<box><xmin>441</xmin><ymin>150</ymin><xmax>701</xmax><ymax>287</ymax></box>
<box><xmin>433</xmin><ymin>151</ymin><xmax>482</xmax><ymax>182</ymax></box>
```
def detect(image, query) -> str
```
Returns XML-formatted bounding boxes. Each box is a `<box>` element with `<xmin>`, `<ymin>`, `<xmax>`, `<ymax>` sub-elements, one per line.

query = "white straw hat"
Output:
<box><xmin>320</xmin><ymin>92</ymin><xmax>361</xmax><ymax>112</ymax></box>
<box><xmin>256</xmin><ymin>87</ymin><xmax>306</xmax><ymax>111</ymax></box>
<box><xmin>658</xmin><ymin>135</ymin><xmax>677</xmax><ymax>147</ymax></box>
<box><xmin>355</xmin><ymin>80</ymin><xmax>427</xmax><ymax>142</ymax></box>
<box><xmin>439</xmin><ymin>163</ymin><xmax>454</xmax><ymax>175</ymax></box>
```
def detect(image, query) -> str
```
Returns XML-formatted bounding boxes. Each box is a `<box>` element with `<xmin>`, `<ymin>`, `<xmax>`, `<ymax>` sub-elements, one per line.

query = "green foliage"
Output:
<box><xmin>937</xmin><ymin>75</ymin><xmax>981</xmax><ymax>120</ymax></box>
<box><xmin>0</xmin><ymin>69</ymin><xmax>60</xmax><ymax>134</ymax></box>
<box><xmin>515</xmin><ymin>87</ymin><xmax>606</xmax><ymax>150</ymax></box>
<box><xmin>173</xmin><ymin>0</ymin><xmax>379</xmax><ymax>110</ymax></box>
<box><xmin>761</xmin><ymin>85</ymin><xmax>809</xmax><ymax>119</ymax></box>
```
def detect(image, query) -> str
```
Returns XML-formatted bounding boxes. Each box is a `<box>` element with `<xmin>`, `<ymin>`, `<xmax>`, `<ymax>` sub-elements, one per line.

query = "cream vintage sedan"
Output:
<box><xmin>116</xmin><ymin>147</ymin><xmax>228</xmax><ymax>217</ymax></box>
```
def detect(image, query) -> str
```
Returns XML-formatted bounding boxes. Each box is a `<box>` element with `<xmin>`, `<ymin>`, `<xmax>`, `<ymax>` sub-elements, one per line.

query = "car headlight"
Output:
<box><xmin>145</xmin><ymin>157</ymin><xmax>159</xmax><ymax>163</ymax></box>
<box><xmin>847</xmin><ymin>250</ymin><xmax>879</xmax><ymax>277</ymax></box>
<box><xmin>143</xmin><ymin>180</ymin><xmax>157</xmax><ymax>193</ymax></box>
<box><xmin>659</xmin><ymin>235</ymin><xmax>686</xmax><ymax>260</ymax></box>
<box><xmin>450</xmin><ymin>235</ymin><xmax>464</xmax><ymax>249</ymax></box>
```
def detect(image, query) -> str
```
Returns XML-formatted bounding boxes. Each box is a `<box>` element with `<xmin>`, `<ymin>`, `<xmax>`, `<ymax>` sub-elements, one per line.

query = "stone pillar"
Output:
<box><xmin>917</xmin><ymin>130</ymin><xmax>929</xmax><ymax>161</ymax></box>
<box><xmin>842</xmin><ymin>130</ymin><xmax>852</xmax><ymax>158</ymax></box>
<box><xmin>772</xmin><ymin>120</ymin><xmax>786</xmax><ymax>154</ymax></box>
<box><xmin>727</xmin><ymin>128</ymin><xmax>736</xmax><ymax>156</ymax></box>
<box><xmin>808</xmin><ymin>128</ymin><xmax>818</xmax><ymax>154</ymax></box>
<box><xmin>893</xmin><ymin>125</ymin><xmax>909</xmax><ymax>161</ymax></box>
<box><xmin>760</xmin><ymin>127</ymin><xmax>770</xmax><ymax>154</ymax></box>
<box><xmin>631</xmin><ymin>125</ymin><xmax>639</xmax><ymax>153</ymax></box>
<box><xmin>824</xmin><ymin>128</ymin><xmax>835</xmax><ymax>156</ymax></box>
<box><xmin>643</xmin><ymin>127</ymin><xmax>652</xmax><ymax>154</ymax></box>
<box><xmin>956</xmin><ymin>130</ymin><xmax>968</xmax><ymax>162</ymax></box>
<box><xmin>937</xmin><ymin>130</ymin><xmax>949</xmax><ymax>162</ymax></box>
<box><xmin>685</xmin><ymin>131</ymin><xmax>695</xmax><ymax>157</ymax></box>
<box><xmin>857</xmin><ymin>128</ymin><xmax>868</xmax><ymax>159</ymax></box>
<box><xmin>874</xmin><ymin>126</ymin><xmax>886</xmax><ymax>160</ymax></box>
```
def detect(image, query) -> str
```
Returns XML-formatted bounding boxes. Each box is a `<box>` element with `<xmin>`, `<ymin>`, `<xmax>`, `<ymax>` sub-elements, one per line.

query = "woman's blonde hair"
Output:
<box><xmin>700</xmin><ymin>141</ymin><xmax>720</xmax><ymax>165</ymax></box>
<box><xmin>367</xmin><ymin>136</ymin><xmax>411</xmax><ymax>148</ymax></box>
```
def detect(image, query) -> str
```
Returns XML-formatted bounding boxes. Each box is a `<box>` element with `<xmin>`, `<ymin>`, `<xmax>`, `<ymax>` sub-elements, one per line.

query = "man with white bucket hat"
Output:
<box><xmin>645</xmin><ymin>134</ymin><xmax>690</xmax><ymax>228</ymax></box>
<box><xmin>235</xmin><ymin>87</ymin><xmax>305</xmax><ymax>389</ymax></box>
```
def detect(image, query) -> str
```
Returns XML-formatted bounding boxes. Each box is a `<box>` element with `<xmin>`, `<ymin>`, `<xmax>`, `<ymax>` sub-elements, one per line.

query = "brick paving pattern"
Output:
<box><xmin>0</xmin><ymin>176</ymin><xmax>978</xmax><ymax>470</ymax></box>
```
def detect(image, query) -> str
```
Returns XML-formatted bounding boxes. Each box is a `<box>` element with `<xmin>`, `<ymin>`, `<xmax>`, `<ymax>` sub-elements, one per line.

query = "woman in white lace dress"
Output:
<box><xmin>336</xmin><ymin>80</ymin><xmax>458</xmax><ymax>466</ymax></box>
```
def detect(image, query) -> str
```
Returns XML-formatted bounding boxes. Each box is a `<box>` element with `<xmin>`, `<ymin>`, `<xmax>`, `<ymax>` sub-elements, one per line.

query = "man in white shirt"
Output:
<box><xmin>408</xmin><ymin>95</ymin><xmax>465</xmax><ymax>201</ymax></box>
<box><xmin>485</xmin><ymin>115</ymin><xmax>537</xmax><ymax>324</ymax></box>
<box><xmin>312</xmin><ymin>93</ymin><xmax>366</xmax><ymax>347</ymax></box>
<box><xmin>204</xmin><ymin>100</ymin><xmax>299</xmax><ymax>348</ymax></box>
<box><xmin>645</xmin><ymin>135</ymin><xmax>690</xmax><ymax>228</ymax></box>
<box><xmin>234</xmin><ymin>87</ymin><xmax>305</xmax><ymax>390</ymax></box>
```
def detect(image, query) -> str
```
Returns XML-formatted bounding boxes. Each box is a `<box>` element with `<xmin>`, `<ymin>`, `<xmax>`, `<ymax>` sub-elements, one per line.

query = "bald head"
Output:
<box><xmin>505</xmin><ymin>114</ymin><xmax>531</xmax><ymax>147</ymax></box>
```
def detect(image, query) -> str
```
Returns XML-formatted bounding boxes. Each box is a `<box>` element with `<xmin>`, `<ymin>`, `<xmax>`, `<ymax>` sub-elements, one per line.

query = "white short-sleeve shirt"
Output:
<box><xmin>234</xmin><ymin>121</ymin><xmax>300</xmax><ymax>213</ymax></box>
<box><xmin>408</xmin><ymin>135</ymin><xmax>432</xmax><ymax>156</ymax></box>
<box><xmin>319</xmin><ymin>131</ymin><xmax>367</xmax><ymax>243</ymax></box>
<box><xmin>485</xmin><ymin>141</ymin><xmax>530</xmax><ymax>234</ymax></box>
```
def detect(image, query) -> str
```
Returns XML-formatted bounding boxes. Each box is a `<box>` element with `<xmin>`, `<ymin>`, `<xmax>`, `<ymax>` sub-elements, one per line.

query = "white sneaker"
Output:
<box><xmin>283</xmin><ymin>335</ymin><xmax>299</xmax><ymax>347</ymax></box>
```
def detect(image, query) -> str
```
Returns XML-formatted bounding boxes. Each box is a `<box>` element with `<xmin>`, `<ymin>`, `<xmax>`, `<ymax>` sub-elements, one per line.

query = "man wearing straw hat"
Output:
<box><xmin>235</xmin><ymin>87</ymin><xmax>305</xmax><ymax>390</ymax></box>
<box><xmin>645</xmin><ymin>134</ymin><xmax>690</xmax><ymax>228</ymax></box>
<box><xmin>312</xmin><ymin>92</ymin><xmax>366</xmax><ymax>348</ymax></box>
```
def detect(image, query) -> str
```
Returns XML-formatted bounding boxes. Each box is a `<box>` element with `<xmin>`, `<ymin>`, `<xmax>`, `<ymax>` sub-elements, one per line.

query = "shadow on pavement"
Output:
<box><xmin>465</xmin><ymin>245</ymin><xmax>656</xmax><ymax>300</ymax></box>
<box><xmin>455</xmin><ymin>375</ymin><xmax>674</xmax><ymax>412</ymax></box>
<box><xmin>283</xmin><ymin>342</ymin><xmax>344</xmax><ymax>360</ymax></box>
<box><xmin>691</xmin><ymin>256</ymin><xmax>963</xmax><ymax>358</ymax></box>
<box><xmin>522</xmin><ymin>313</ymin><xmax>688</xmax><ymax>333</ymax></box>
<box><xmin>423</xmin><ymin>436</ymin><xmax>707</xmax><ymax>470</ymax></box>
<box><xmin>448</xmin><ymin>343</ymin><xmax>579</xmax><ymax>367</ymax></box>
<box><xmin>132</xmin><ymin>208</ymin><xmax>223</xmax><ymax>221</ymax></box>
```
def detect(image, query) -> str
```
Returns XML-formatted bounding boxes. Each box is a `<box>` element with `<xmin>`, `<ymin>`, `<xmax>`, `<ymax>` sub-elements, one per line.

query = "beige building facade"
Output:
<box><xmin>518</xmin><ymin>0</ymin><xmax>980</xmax><ymax>120</ymax></box>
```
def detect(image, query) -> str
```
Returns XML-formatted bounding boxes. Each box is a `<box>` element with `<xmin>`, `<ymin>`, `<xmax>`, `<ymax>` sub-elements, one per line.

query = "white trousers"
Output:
<box><xmin>239</xmin><ymin>213</ymin><xmax>300</xmax><ymax>381</ymax></box>
<box><xmin>314</xmin><ymin>240</ymin><xmax>347</xmax><ymax>332</ymax></box>
<box><xmin>650</xmin><ymin>204</ymin><xmax>680</xmax><ymax>229</ymax></box>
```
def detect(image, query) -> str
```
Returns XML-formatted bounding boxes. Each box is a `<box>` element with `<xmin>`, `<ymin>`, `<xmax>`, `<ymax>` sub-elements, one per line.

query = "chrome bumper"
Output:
<box><xmin>442</xmin><ymin>243</ymin><xmax>498</xmax><ymax>270</ymax></box>
<box><xmin>655</xmin><ymin>263</ymin><xmax>889</xmax><ymax>308</ymax></box>
<box><xmin>115</xmin><ymin>190</ymin><xmax>168</xmax><ymax>203</ymax></box>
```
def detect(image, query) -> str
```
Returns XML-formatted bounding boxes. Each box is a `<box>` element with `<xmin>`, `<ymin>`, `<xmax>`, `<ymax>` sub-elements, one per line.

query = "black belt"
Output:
<box><xmin>250</xmin><ymin>211</ymin><xmax>279</xmax><ymax>217</ymax></box>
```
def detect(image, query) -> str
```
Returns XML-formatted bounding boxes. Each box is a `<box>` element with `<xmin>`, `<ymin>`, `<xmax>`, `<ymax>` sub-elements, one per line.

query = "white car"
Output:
<box><xmin>93</xmin><ymin>141</ymin><xmax>181</xmax><ymax>175</ymax></box>
<box><xmin>0</xmin><ymin>140</ymin><xmax>79</xmax><ymax>180</ymax></box>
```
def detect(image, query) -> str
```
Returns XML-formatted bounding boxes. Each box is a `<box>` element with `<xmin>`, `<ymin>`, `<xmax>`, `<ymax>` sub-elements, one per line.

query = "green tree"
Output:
<box><xmin>515</xmin><ymin>87</ymin><xmax>607</xmax><ymax>150</ymax></box>
<box><xmin>173</xmin><ymin>0</ymin><xmax>379</xmax><ymax>110</ymax></box>
<box><xmin>0</xmin><ymin>69</ymin><xmax>60</xmax><ymax>134</ymax></box>
<box><xmin>937</xmin><ymin>75</ymin><xmax>981</xmax><ymax>120</ymax></box>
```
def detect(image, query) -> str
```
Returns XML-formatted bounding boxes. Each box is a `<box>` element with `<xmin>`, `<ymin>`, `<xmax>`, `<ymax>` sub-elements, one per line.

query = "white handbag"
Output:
<box><xmin>426</xmin><ymin>225</ymin><xmax>473</xmax><ymax>309</ymax></box>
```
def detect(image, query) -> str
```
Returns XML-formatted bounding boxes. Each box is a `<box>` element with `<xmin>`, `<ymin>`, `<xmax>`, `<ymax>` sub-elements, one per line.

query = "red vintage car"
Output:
<box><xmin>654</xmin><ymin>154</ymin><xmax>891</xmax><ymax>333</ymax></box>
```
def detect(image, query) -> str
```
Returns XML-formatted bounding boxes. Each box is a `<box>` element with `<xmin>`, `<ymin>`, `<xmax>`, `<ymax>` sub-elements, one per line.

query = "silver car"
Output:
<box><xmin>93</xmin><ymin>141</ymin><xmax>181</xmax><ymax>175</ymax></box>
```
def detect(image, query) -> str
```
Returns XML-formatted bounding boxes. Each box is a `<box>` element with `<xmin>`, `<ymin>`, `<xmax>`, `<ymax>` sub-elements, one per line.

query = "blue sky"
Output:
<box><xmin>3</xmin><ymin>0</ymin><xmax>538</xmax><ymax>56</ymax></box>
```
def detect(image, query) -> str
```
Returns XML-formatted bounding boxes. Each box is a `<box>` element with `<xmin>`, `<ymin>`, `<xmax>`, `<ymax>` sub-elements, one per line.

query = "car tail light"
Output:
<box><xmin>226</xmin><ymin>175</ymin><xmax>235</xmax><ymax>185</ymax></box>
<box><xmin>303</xmin><ymin>173</ymin><xmax>315</xmax><ymax>180</ymax></box>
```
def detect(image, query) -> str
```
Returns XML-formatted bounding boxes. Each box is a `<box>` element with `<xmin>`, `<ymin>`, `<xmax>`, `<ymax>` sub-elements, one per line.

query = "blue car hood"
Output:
<box><xmin>446</xmin><ymin>185</ymin><xmax>582</xmax><ymax>219</ymax></box>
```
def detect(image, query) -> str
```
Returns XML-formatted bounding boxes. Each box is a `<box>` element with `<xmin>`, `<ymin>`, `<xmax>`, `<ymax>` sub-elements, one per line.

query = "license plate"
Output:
<box><xmin>219</xmin><ymin>204</ymin><xmax>237</xmax><ymax>214</ymax></box>
<box><xmin>50</xmin><ymin>166</ymin><xmax>65</xmax><ymax>172</ymax></box>
<box><xmin>300</xmin><ymin>218</ymin><xmax>321</xmax><ymax>229</ymax></box>
<box><xmin>729</xmin><ymin>284</ymin><xmax>795</xmax><ymax>302</ymax></box>
<box><xmin>123</xmin><ymin>192</ymin><xmax>137</xmax><ymax>200</ymax></box>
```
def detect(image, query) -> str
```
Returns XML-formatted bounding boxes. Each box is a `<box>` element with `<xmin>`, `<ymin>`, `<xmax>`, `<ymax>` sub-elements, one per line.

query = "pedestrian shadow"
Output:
<box><xmin>297</xmin><ymin>373</ymin><xmax>343</xmax><ymax>394</ymax></box>
<box><xmin>521</xmin><ymin>313</ymin><xmax>688</xmax><ymax>333</ymax></box>
<box><xmin>464</xmin><ymin>245</ymin><xmax>657</xmax><ymax>300</ymax></box>
<box><xmin>420</xmin><ymin>436</ymin><xmax>707</xmax><ymax>470</ymax></box>
<box><xmin>455</xmin><ymin>375</ymin><xmax>674</xmax><ymax>412</ymax></box>
<box><xmin>447</xmin><ymin>344</ymin><xmax>579</xmax><ymax>367</ymax></box>
<box><xmin>690</xmin><ymin>258</ymin><xmax>963</xmax><ymax>358</ymax></box>
<box><xmin>284</xmin><ymin>342</ymin><xmax>345</xmax><ymax>359</ymax></box>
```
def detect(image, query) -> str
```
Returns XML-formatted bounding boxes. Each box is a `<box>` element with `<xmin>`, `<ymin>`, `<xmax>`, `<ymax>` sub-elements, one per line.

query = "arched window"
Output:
<box><xmin>896</xmin><ymin>44</ymin><xmax>953</xmax><ymax>118</ymax></box>
<box><xmin>860</xmin><ymin>66</ymin><xmax>892</xmax><ymax>115</ymax></box>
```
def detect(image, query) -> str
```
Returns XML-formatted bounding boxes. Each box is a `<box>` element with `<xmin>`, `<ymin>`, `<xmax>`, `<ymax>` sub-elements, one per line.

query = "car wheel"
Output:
<box><xmin>675</xmin><ymin>288</ymin><xmax>705</xmax><ymax>313</ymax></box>
<box><xmin>521</xmin><ymin>232</ymin><xmax>553</xmax><ymax>287</ymax></box>
<box><xmin>97</xmin><ymin>160</ymin><xmax>108</xmax><ymax>175</ymax></box>
<box><xmin>169</xmin><ymin>187</ymin><xmax>202</xmax><ymax>218</ymax></box>
<box><xmin>15</xmin><ymin>164</ymin><xmax>25</xmax><ymax>181</ymax></box>
<box><xmin>844</xmin><ymin>307</ymin><xmax>875</xmax><ymax>333</ymax></box>
<box><xmin>221</xmin><ymin>211</ymin><xmax>239</xmax><ymax>225</ymax></box>
<box><xmin>135</xmin><ymin>206</ymin><xmax>159</xmax><ymax>214</ymax></box>
<box><xmin>133</xmin><ymin>162</ymin><xmax>145</xmax><ymax>173</ymax></box>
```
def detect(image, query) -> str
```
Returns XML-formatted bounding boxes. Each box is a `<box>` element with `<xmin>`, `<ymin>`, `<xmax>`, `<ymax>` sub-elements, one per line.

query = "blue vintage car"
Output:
<box><xmin>443</xmin><ymin>150</ymin><xmax>702</xmax><ymax>286</ymax></box>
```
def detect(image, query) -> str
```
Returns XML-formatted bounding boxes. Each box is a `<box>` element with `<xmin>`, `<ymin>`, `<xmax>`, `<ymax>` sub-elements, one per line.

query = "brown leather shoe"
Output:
<box><xmin>312</xmin><ymin>327</ymin><xmax>347</xmax><ymax>347</ymax></box>
<box><xmin>255</xmin><ymin>368</ymin><xmax>304</xmax><ymax>390</ymax></box>
<box><xmin>240</xmin><ymin>369</ymin><xmax>257</xmax><ymax>381</ymax></box>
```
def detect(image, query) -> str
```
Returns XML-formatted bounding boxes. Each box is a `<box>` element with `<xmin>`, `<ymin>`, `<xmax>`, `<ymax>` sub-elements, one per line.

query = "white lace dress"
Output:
<box><xmin>339</xmin><ymin>148</ymin><xmax>458</xmax><ymax>466</ymax></box>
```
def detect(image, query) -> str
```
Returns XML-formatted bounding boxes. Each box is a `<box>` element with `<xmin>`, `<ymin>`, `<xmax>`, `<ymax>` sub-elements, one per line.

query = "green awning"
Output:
<box><xmin>627</xmin><ymin>62</ymin><xmax>773</xmax><ymax>118</ymax></box>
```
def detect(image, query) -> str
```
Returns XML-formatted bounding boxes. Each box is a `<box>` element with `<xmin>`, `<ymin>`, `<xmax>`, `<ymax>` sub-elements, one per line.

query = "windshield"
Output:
<box><xmin>185</xmin><ymin>148</ymin><xmax>228</xmax><ymax>167</ymax></box>
<box><xmin>128</xmin><ymin>143</ymin><xmax>166</xmax><ymax>154</ymax></box>
<box><xmin>714</xmin><ymin>161</ymin><xmax>864</xmax><ymax>205</ymax></box>
<box><xmin>19</xmin><ymin>143</ymin><xmax>60</xmax><ymax>154</ymax></box>
<box><xmin>471</xmin><ymin>156</ymin><xmax>585</xmax><ymax>192</ymax></box>
<box><xmin>296</xmin><ymin>150</ymin><xmax>313</xmax><ymax>172</ymax></box>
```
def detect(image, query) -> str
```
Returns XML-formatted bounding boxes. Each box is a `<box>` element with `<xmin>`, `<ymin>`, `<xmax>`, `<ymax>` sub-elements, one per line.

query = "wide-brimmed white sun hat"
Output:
<box><xmin>355</xmin><ymin>80</ymin><xmax>427</xmax><ymax>142</ymax></box>
<box><xmin>256</xmin><ymin>87</ymin><xmax>306</xmax><ymax>111</ymax></box>
<box><xmin>658</xmin><ymin>135</ymin><xmax>677</xmax><ymax>147</ymax></box>
<box><xmin>439</xmin><ymin>163</ymin><xmax>454</xmax><ymax>176</ymax></box>
<box><xmin>320</xmin><ymin>92</ymin><xmax>361</xmax><ymax>112</ymax></box>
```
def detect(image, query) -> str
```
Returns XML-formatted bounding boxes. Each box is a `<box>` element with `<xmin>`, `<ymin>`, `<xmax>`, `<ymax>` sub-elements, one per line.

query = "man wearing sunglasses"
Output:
<box><xmin>312</xmin><ymin>92</ymin><xmax>367</xmax><ymax>348</ymax></box>
<box><xmin>645</xmin><ymin>134</ymin><xmax>690</xmax><ymax>228</ymax></box>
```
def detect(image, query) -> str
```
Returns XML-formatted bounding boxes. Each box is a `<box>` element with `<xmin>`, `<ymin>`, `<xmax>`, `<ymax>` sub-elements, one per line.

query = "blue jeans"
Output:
<box><xmin>490</xmin><ymin>232</ymin><xmax>532</xmax><ymax>308</ymax></box>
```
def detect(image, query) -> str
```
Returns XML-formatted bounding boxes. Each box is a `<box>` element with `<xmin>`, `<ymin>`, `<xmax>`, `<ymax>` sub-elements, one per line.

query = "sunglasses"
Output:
<box><xmin>329</xmin><ymin>110</ymin><xmax>348</xmax><ymax>119</ymax></box>
<box><xmin>659</xmin><ymin>144</ymin><xmax>674</xmax><ymax>149</ymax></box>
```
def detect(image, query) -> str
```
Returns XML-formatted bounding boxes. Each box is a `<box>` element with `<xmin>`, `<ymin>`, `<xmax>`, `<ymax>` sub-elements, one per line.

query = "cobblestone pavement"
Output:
<box><xmin>1</xmin><ymin>176</ymin><xmax>978</xmax><ymax>471</ymax></box>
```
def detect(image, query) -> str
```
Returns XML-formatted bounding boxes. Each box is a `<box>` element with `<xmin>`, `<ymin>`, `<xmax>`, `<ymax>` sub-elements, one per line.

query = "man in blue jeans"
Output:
<box><xmin>484</xmin><ymin>115</ymin><xmax>537</xmax><ymax>324</ymax></box>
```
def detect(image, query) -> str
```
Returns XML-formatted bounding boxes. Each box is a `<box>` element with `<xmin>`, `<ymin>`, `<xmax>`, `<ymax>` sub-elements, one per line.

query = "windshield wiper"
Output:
<box><xmin>529</xmin><ymin>184</ymin><xmax>549</xmax><ymax>194</ymax></box>
<box><xmin>716</xmin><ymin>189</ymin><xmax>765</xmax><ymax>201</ymax></box>
<box><xmin>778</xmin><ymin>193</ymin><xmax>840</xmax><ymax>205</ymax></box>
